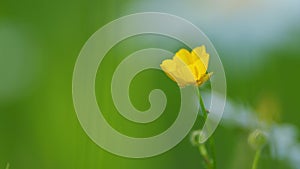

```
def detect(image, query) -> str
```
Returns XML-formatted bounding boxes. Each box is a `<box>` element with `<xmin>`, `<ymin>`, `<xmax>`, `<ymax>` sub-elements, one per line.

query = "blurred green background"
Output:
<box><xmin>1</xmin><ymin>0</ymin><xmax>300</xmax><ymax>168</ymax></box>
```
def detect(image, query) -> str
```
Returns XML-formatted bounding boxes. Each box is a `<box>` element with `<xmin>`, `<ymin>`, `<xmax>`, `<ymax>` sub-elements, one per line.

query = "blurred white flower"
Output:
<box><xmin>202</xmin><ymin>92</ymin><xmax>300</xmax><ymax>169</ymax></box>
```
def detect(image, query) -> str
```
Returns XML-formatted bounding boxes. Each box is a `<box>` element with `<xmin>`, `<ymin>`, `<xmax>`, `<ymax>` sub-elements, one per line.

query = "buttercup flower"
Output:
<box><xmin>160</xmin><ymin>45</ymin><xmax>212</xmax><ymax>87</ymax></box>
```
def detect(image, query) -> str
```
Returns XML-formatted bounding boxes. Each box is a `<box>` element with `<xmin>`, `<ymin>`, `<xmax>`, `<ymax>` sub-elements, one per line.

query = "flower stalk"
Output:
<box><xmin>251</xmin><ymin>149</ymin><xmax>261</xmax><ymax>169</ymax></box>
<box><xmin>197</xmin><ymin>89</ymin><xmax>216</xmax><ymax>169</ymax></box>
<box><xmin>160</xmin><ymin>46</ymin><xmax>215</xmax><ymax>169</ymax></box>
<box><xmin>198</xmin><ymin>144</ymin><xmax>214</xmax><ymax>169</ymax></box>
<box><xmin>248</xmin><ymin>129</ymin><xmax>267</xmax><ymax>169</ymax></box>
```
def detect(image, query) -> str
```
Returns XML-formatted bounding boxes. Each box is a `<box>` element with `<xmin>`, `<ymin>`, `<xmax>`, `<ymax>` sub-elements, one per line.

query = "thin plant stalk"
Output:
<box><xmin>198</xmin><ymin>144</ymin><xmax>214</xmax><ymax>169</ymax></box>
<box><xmin>252</xmin><ymin>149</ymin><xmax>261</xmax><ymax>169</ymax></box>
<box><xmin>197</xmin><ymin>88</ymin><xmax>216</xmax><ymax>169</ymax></box>
<box><xmin>209</xmin><ymin>137</ymin><xmax>216</xmax><ymax>168</ymax></box>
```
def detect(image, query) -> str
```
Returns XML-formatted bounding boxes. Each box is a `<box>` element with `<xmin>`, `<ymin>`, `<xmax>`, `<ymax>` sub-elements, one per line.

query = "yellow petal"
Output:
<box><xmin>193</xmin><ymin>60</ymin><xmax>207</xmax><ymax>80</ymax></box>
<box><xmin>160</xmin><ymin>45</ymin><xmax>211</xmax><ymax>88</ymax></box>
<box><xmin>160</xmin><ymin>60</ymin><xmax>176</xmax><ymax>82</ymax></box>
<box><xmin>173</xmin><ymin>57</ymin><xmax>196</xmax><ymax>85</ymax></box>
<box><xmin>160</xmin><ymin>57</ymin><xmax>196</xmax><ymax>87</ymax></box>
<box><xmin>174</xmin><ymin>48</ymin><xmax>193</xmax><ymax>65</ymax></box>
<box><xmin>192</xmin><ymin>45</ymin><xmax>209</xmax><ymax>71</ymax></box>
<box><xmin>175</xmin><ymin>47</ymin><xmax>206</xmax><ymax>81</ymax></box>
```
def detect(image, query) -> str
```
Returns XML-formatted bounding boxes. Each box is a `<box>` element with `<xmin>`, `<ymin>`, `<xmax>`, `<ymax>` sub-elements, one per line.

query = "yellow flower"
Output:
<box><xmin>160</xmin><ymin>45</ymin><xmax>212</xmax><ymax>87</ymax></box>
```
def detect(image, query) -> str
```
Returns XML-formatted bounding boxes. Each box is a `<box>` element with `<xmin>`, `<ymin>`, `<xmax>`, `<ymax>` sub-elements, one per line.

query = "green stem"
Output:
<box><xmin>5</xmin><ymin>163</ymin><xmax>9</xmax><ymax>169</ymax></box>
<box><xmin>196</xmin><ymin>88</ymin><xmax>216</xmax><ymax>169</ymax></box>
<box><xmin>198</xmin><ymin>144</ymin><xmax>213</xmax><ymax>169</ymax></box>
<box><xmin>209</xmin><ymin>137</ymin><xmax>216</xmax><ymax>169</ymax></box>
<box><xmin>198</xmin><ymin>89</ymin><xmax>207</xmax><ymax>119</ymax></box>
<box><xmin>252</xmin><ymin>149</ymin><xmax>261</xmax><ymax>169</ymax></box>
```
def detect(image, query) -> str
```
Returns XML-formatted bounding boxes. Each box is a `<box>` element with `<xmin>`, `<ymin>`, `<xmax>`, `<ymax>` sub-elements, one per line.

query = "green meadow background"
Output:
<box><xmin>1</xmin><ymin>0</ymin><xmax>300</xmax><ymax>168</ymax></box>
